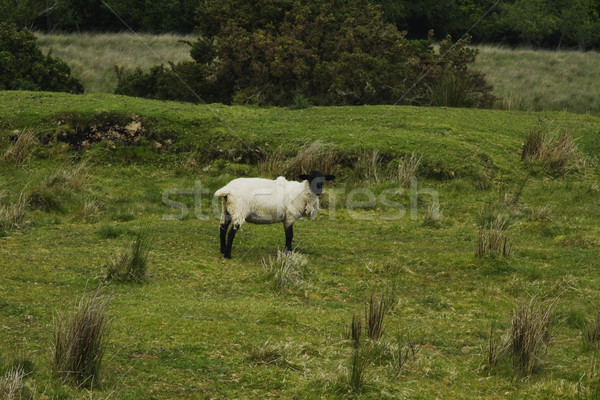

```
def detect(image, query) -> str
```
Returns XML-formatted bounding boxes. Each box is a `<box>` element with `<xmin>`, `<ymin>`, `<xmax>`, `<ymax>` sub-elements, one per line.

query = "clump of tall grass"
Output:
<box><xmin>577</xmin><ymin>356</ymin><xmax>600</xmax><ymax>400</ymax></box>
<box><xmin>0</xmin><ymin>191</ymin><xmax>28</xmax><ymax>236</ymax></box>
<box><xmin>476</xmin><ymin>209</ymin><xmax>512</xmax><ymax>258</ymax></box>
<box><xmin>285</xmin><ymin>140</ymin><xmax>338</xmax><ymax>177</ymax></box>
<box><xmin>246</xmin><ymin>340</ymin><xmax>297</xmax><ymax>370</ymax></box>
<box><xmin>262</xmin><ymin>250</ymin><xmax>308</xmax><ymax>290</ymax></box>
<box><xmin>355</xmin><ymin>149</ymin><xmax>383</xmax><ymax>184</ymax></box>
<box><xmin>485</xmin><ymin>298</ymin><xmax>555</xmax><ymax>376</ymax></box>
<box><xmin>366</xmin><ymin>293</ymin><xmax>388</xmax><ymax>341</ymax></box>
<box><xmin>349</xmin><ymin>314</ymin><xmax>362</xmax><ymax>348</ymax></box>
<box><xmin>397</xmin><ymin>152</ymin><xmax>422</xmax><ymax>188</ymax></box>
<box><xmin>521</xmin><ymin>124</ymin><xmax>583</xmax><ymax>176</ymax></box>
<box><xmin>429</xmin><ymin>71</ymin><xmax>475</xmax><ymax>108</ymax></box>
<box><xmin>104</xmin><ymin>232</ymin><xmax>152</xmax><ymax>283</ymax></box>
<box><xmin>347</xmin><ymin>345</ymin><xmax>369</xmax><ymax>393</ymax></box>
<box><xmin>28</xmin><ymin>160</ymin><xmax>89</xmax><ymax>212</ymax></box>
<box><xmin>2</xmin><ymin>128</ymin><xmax>37</xmax><ymax>166</ymax></box>
<box><xmin>584</xmin><ymin>312</ymin><xmax>600</xmax><ymax>350</ymax></box>
<box><xmin>259</xmin><ymin>141</ymin><xmax>338</xmax><ymax>179</ymax></box>
<box><xmin>507</xmin><ymin>298</ymin><xmax>554</xmax><ymax>376</ymax></box>
<box><xmin>53</xmin><ymin>289</ymin><xmax>110</xmax><ymax>387</ymax></box>
<box><xmin>423</xmin><ymin>203</ymin><xmax>443</xmax><ymax>227</ymax></box>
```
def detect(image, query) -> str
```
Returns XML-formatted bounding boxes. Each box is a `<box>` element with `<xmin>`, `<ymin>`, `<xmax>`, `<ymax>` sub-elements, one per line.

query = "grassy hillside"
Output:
<box><xmin>474</xmin><ymin>45</ymin><xmax>600</xmax><ymax>114</ymax></box>
<box><xmin>35</xmin><ymin>33</ymin><xmax>600</xmax><ymax>115</ymax></box>
<box><xmin>1</xmin><ymin>91</ymin><xmax>600</xmax><ymax>399</ymax></box>
<box><xmin>35</xmin><ymin>33</ymin><xmax>194</xmax><ymax>93</ymax></box>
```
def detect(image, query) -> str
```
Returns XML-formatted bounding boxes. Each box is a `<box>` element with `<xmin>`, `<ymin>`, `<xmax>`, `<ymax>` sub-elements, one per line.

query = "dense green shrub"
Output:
<box><xmin>0</xmin><ymin>23</ymin><xmax>83</xmax><ymax>93</ymax></box>
<box><xmin>116</xmin><ymin>0</ymin><xmax>494</xmax><ymax>107</ymax></box>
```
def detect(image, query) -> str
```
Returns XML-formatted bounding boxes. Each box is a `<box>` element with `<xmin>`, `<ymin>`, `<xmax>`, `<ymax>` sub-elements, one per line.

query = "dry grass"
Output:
<box><xmin>474</xmin><ymin>45</ymin><xmax>600</xmax><ymax>114</ymax></box>
<box><xmin>0</xmin><ymin>367</ymin><xmax>31</xmax><ymax>400</ymax></box>
<box><xmin>0</xmin><ymin>191</ymin><xmax>28</xmax><ymax>236</ymax></box>
<box><xmin>423</xmin><ymin>203</ymin><xmax>442</xmax><ymax>227</ymax></box>
<box><xmin>521</xmin><ymin>124</ymin><xmax>582</xmax><ymax>175</ymax></box>
<box><xmin>53</xmin><ymin>289</ymin><xmax>110</xmax><ymax>387</ymax></box>
<box><xmin>476</xmin><ymin>215</ymin><xmax>512</xmax><ymax>258</ymax></box>
<box><xmin>259</xmin><ymin>141</ymin><xmax>338</xmax><ymax>179</ymax></box>
<box><xmin>2</xmin><ymin>128</ymin><xmax>37</xmax><ymax>166</ymax></box>
<box><xmin>284</xmin><ymin>141</ymin><xmax>338</xmax><ymax>177</ymax></box>
<box><xmin>35</xmin><ymin>32</ymin><xmax>194</xmax><ymax>93</ymax></box>
<box><xmin>355</xmin><ymin>149</ymin><xmax>383</xmax><ymax>184</ymax></box>
<box><xmin>262</xmin><ymin>250</ymin><xmax>308</xmax><ymax>290</ymax></box>
<box><xmin>397</xmin><ymin>152</ymin><xmax>422</xmax><ymax>188</ymax></box>
<box><xmin>105</xmin><ymin>232</ymin><xmax>152</xmax><ymax>283</ymax></box>
<box><xmin>507</xmin><ymin>298</ymin><xmax>554</xmax><ymax>376</ymax></box>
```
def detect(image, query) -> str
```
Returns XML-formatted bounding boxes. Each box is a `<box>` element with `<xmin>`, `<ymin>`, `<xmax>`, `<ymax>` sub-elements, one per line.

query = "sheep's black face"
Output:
<box><xmin>299</xmin><ymin>171</ymin><xmax>335</xmax><ymax>196</ymax></box>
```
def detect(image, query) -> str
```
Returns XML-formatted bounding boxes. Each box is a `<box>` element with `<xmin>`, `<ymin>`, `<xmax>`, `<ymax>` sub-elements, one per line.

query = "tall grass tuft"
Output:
<box><xmin>508</xmin><ymin>298</ymin><xmax>554</xmax><ymax>376</ymax></box>
<box><xmin>285</xmin><ymin>140</ymin><xmax>338</xmax><ymax>177</ymax></box>
<box><xmin>487</xmin><ymin>323</ymin><xmax>501</xmax><ymax>369</ymax></box>
<box><xmin>429</xmin><ymin>72</ymin><xmax>474</xmax><ymax>108</ymax></box>
<box><xmin>28</xmin><ymin>160</ymin><xmax>89</xmax><ymax>212</ymax></box>
<box><xmin>348</xmin><ymin>346</ymin><xmax>369</xmax><ymax>393</ymax></box>
<box><xmin>397</xmin><ymin>152</ymin><xmax>422</xmax><ymax>188</ymax></box>
<box><xmin>105</xmin><ymin>232</ymin><xmax>152</xmax><ymax>283</ymax></box>
<box><xmin>262</xmin><ymin>250</ymin><xmax>308</xmax><ymax>290</ymax></box>
<box><xmin>584</xmin><ymin>312</ymin><xmax>600</xmax><ymax>350</ymax></box>
<box><xmin>476</xmin><ymin>214</ymin><xmax>512</xmax><ymax>258</ymax></box>
<box><xmin>366</xmin><ymin>293</ymin><xmax>388</xmax><ymax>341</ymax></box>
<box><xmin>348</xmin><ymin>314</ymin><xmax>362</xmax><ymax>348</ymax></box>
<box><xmin>0</xmin><ymin>366</ymin><xmax>32</xmax><ymax>400</ymax></box>
<box><xmin>2</xmin><ymin>128</ymin><xmax>37</xmax><ymax>166</ymax></box>
<box><xmin>0</xmin><ymin>191</ymin><xmax>28</xmax><ymax>236</ymax></box>
<box><xmin>521</xmin><ymin>124</ymin><xmax>582</xmax><ymax>176</ymax></box>
<box><xmin>53</xmin><ymin>289</ymin><xmax>110</xmax><ymax>387</ymax></box>
<box><xmin>356</xmin><ymin>149</ymin><xmax>383</xmax><ymax>184</ymax></box>
<box><xmin>577</xmin><ymin>355</ymin><xmax>600</xmax><ymax>400</ymax></box>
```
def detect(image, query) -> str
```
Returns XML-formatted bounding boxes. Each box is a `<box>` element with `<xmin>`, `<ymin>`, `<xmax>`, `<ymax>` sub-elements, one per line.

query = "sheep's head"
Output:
<box><xmin>299</xmin><ymin>171</ymin><xmax>335</xmax><ymax>196</ymax></box>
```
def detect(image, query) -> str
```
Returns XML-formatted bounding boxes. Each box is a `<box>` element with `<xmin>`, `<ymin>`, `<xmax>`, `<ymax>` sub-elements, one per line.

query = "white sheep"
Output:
<box><xmin>214</xmin><ymin>171</ymin><xmax>335</xmax><ymax>258</ymax></box>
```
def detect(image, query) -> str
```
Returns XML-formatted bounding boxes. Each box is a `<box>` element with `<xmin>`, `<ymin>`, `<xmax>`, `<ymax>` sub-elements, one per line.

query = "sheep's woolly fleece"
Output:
<box><xmin>214</xmin><ymin>176</ymin><xmax>319</xmax><ymax>227</ymax></box>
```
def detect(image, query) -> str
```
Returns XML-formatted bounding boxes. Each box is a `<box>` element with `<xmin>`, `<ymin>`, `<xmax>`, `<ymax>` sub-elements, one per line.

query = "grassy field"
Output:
<box><xmin>35</xmin><ymin>33</ymin><xmax>194</xmax><ymax>93</ymax></box>
<box><xmin>1</xmin><ymin>90</ymin><xmax>600</xmax><ymax>398</ymax></box>
<box><xmin>35</xmin><ymin>33</ymin><xmax>600</xmax><ymax>115</ymax></box>
<box><xmin>474</xmin><ymin>45</ymin><xmax>600</xmax><ymax>114</ymax></box>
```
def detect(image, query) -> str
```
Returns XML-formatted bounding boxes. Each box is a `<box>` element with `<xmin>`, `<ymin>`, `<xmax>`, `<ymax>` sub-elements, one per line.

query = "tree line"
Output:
<box><xmin>1</xmin><ymin>0</ymin><xmax>599</xmax><ymax>50</ymax></box>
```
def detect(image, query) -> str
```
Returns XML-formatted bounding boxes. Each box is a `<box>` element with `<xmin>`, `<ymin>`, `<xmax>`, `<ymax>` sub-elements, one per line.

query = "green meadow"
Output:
<box><xmin>1</xmin><ymin>89</ymin><xmax>600</xmax><ymax>398</ymax></box>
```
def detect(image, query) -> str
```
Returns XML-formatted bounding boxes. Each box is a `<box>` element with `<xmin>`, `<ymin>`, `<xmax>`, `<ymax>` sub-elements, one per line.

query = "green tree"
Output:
<box><xmin>558</xmin><ymin>0</ymin><xmax>600</xmax><ymax>50</ymax></box>
<box><xmin>0</xmin><ymin>22</ymin><xmax>83</xmax><ymax>93</ymax></box>
<box><xmin>501</xmin><ymin>0</ymin><xmax>560</xmax><ymax>47</ymax></box>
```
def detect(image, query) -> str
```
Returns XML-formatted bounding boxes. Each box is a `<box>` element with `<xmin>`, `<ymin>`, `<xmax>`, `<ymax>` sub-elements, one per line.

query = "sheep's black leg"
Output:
<box><xmin>224</xmin><ymin>223</ymin><xmax>239</xmax><ymax>259</ymax></box>
<box><xmin>284</xmin><ymin>223</ymin><xmax>294</xmax><ymax>252</ymax></box>
<box><xmin>220</xmin><ymin>215</ymin><xmax>231</xmax><ymax>255</ymax></box>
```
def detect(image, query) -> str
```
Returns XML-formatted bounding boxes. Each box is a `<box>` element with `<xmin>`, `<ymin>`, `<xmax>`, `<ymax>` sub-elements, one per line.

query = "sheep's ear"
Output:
<box><xmin>299</xmin><ymin>174</ymin><xmax>310</xmax><ymax>181</ymax></box>
<box><xmin>324</xmin><ymin>175</ymin><xmax>335</xmax><ymax>181</ymax></box>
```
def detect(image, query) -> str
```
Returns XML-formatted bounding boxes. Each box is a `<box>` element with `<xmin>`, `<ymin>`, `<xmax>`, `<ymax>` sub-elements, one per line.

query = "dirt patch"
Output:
<box><xmin>49</xmin><ymin>111</ymin><xmax>150</xmax><ymax>149</ymax></box>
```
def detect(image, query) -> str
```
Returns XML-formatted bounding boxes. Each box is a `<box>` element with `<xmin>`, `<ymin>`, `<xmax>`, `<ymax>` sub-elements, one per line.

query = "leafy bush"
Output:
<box><xmin>116</xmin><ymin>1</ymin><xmax>494</xmax><ymax>107</ymax></box>
<box><xmin>0</xmin><ymin>23</ymin><xmax>83</xmax><ymax>93</ymax></box>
